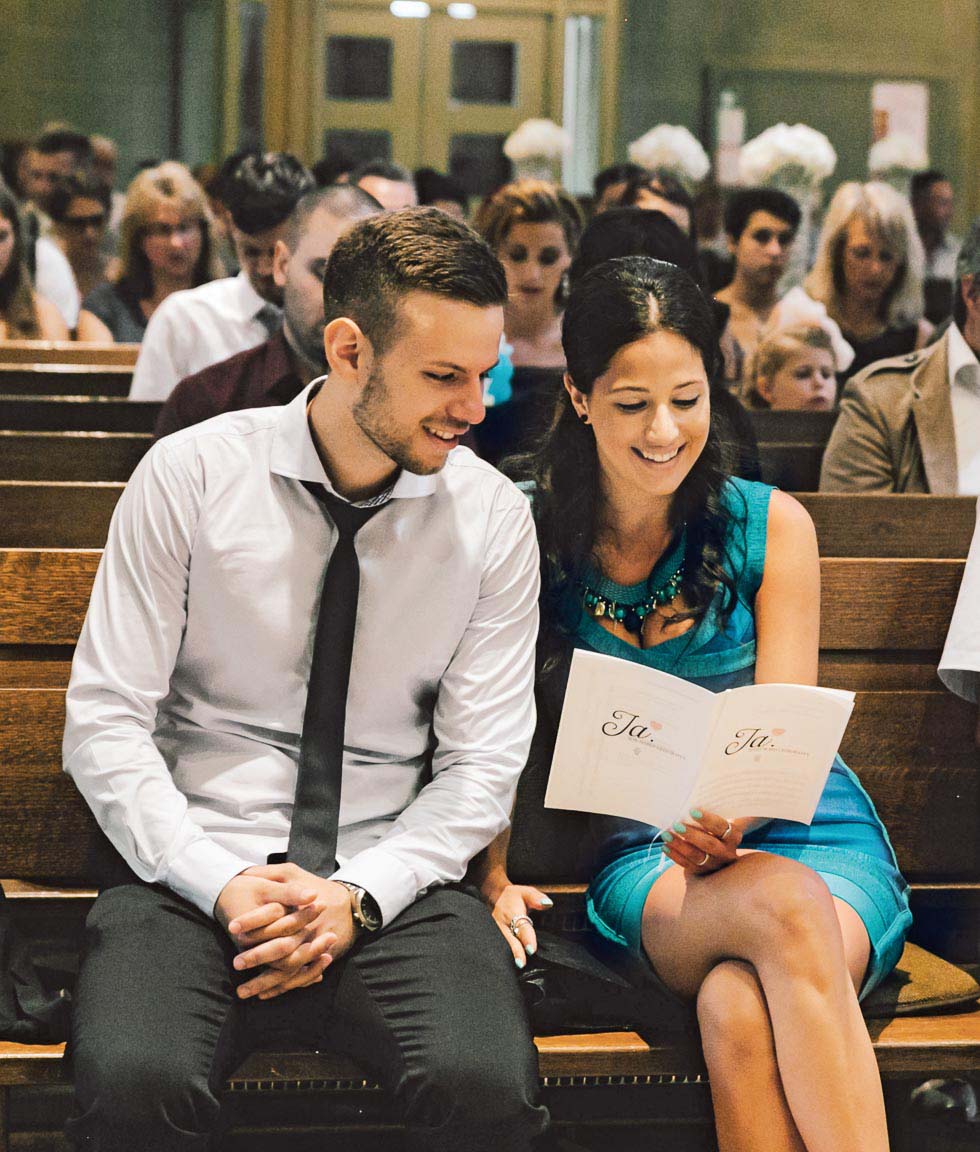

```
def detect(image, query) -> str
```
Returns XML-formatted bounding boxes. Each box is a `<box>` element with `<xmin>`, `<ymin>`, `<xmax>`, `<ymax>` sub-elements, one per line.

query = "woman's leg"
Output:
<box><xmin>641</xmin><ymin>852</ymin><xmax>888</xmax><ymax>1152</ymax></box>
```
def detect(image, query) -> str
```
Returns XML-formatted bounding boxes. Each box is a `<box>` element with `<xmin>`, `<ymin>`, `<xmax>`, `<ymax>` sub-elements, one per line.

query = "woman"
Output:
<box><xmin>77</xmin><ymin>161</ymin><xmax>222</xmax><ymax>343</ymax></box>
<box><xmin>0</xmin><ymin>183</ymin><xmax>69</xmax><ymax>341</ymax></box>
<box><xmin>805</xmin><ymin>181</ymin><xmax>931</xmax><ymax>377</ymax></box>
<box><xmin>48</xmin><ymin>171</ymin><xmax>112</xmax><ymax>300</ymax></box>
<box><xmin>749</xmin><ymin>323</ymin><xmax>838</xmax><ymax>411</ymax></box>
<box><xmin>481</xmin><ymin>258</ymin><xmax>910</xmax><ymax>1151</ymax></box>
<box><xmin>473</xmin><ymin>179</ymin><xmax>584</xmax><ymax>462</ymax></box>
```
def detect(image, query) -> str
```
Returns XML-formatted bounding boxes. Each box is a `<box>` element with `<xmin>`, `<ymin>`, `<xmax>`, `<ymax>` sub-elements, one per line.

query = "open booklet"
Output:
<box><xmin>545</xmin><ymin>649</ymin><xmax>854</xmax><ymax>830</ymax></box>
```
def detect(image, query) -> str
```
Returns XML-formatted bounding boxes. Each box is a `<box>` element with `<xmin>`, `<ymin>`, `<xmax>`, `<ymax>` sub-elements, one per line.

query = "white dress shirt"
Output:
<box><xmin>947</xmin><ymin>323</ymin><xmax>980</xmax><ymax>495</ymax></box>
<box><xmin>129</xmin><ymin>273</ymin><xmax>280</xmax><ymax>401</ymax></box>
<box><xmin>63</xmin><ymin>382</ymin><xmax>540</xmax><ymax>923</ymax></box>
<box><xmin>34</xmin><ymin>236</ymin><xmax>80</xmax><ymax>328</ymax></box>
<box><xmin>940</xmin><ymin>496</ymin><xmax>980</xmax><ymax>702</ymax></box>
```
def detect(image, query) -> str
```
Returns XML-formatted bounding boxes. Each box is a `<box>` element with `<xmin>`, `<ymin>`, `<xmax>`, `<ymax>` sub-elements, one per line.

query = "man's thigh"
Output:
<box><xmin>328</xmin><ymin>886</ymin><xmax>544</xmax><ymax>1127</ymax></box>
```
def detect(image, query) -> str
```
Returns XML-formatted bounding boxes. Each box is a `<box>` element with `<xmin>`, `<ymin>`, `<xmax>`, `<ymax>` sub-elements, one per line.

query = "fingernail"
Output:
<box><xmin>673</xmin><ymin>822</ymin><xmax>687</xmax><ymax>834</ymax></box>
<box><xmin>662</xmin><ymin>830</ymin><xmax>674</xmax><ymax>843</ymax></box>
<box><xmin>526</xmin><ymin>943</ymin><xmax>536</xmax><ymax>955</ymax></box>
<box><xmin>689</xmin><ymin>809</ymin><xmax>703</xmax><ymax>820</ymax></box>
<box><xmin>514</xmin><ymin>955</ymin><xmax>525</xmax><ymax>969</ymax></box>
<box><xmin>233</xmin><ymin>956</ymin><xmax>245</xmax><ymax>970</ymax></box>
<box><xmin>540</xmin><ymin>895</ymin><xmax>554</xmax><ymax>907</ymax></box>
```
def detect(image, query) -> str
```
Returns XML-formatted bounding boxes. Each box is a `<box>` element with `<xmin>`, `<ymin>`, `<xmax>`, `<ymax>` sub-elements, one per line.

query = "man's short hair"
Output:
<box><xmin>724</xmin><ymin>187</ymin><xmax>802</xmax><ymax>240</ymax></box>
<box><xmin>285</xmin><ymin>183</ymin><xmax>382</xmax><ymax>247</ymax></box>
<box><xmin>349</xmin><ymin>159</ymin><xmax>415</xmax><ymax>188</ymax></box>
<box><xmin>47</xmin><ymin>171</ymin><xmax>112</xmax><ymax>222</ymax></box>
<box><xmin>222</xmin><ymin>152</ymin><xmax>315</xmax><ymax>234</ymax></box>
<box><xmin>910</xmin><ymin>170</ymin><xmax>949</xmax><ymax>201</ymax></box>
<box><xmin>322</xmin><ymin>207</ymin><xmax>507</xmax><ymax>355</ymax></box>
<box><xmin>414</xmin><ymin>168</ymin><xmax>467</xmax><ymax>211</ymax></box>
<box><xmin>953</xmin><ymin>217</ymin><xmax>980</xmax><ymax>329</ymax></box>
<box><xmin>593</xmin><ymin>163</ymin><xmax>644</xmax><ymax>202</ymax></box>
<box><xmin>34</xmin><ymin>129</ymin><xmax>93</xmax><ymax>167</ymax></box>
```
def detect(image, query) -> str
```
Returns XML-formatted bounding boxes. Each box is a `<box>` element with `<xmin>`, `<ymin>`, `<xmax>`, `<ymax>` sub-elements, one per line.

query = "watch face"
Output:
<box><xmin>359</xmin><ymin>891</ymin><xmax>382</xmax><ymax>930</ymax></box>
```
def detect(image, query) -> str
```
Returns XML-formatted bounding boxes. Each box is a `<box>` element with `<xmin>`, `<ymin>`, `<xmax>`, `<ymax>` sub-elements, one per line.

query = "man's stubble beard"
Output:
<box><xmin>351</xmin><ymin>363</ymin><xmax>444</xmax><ymax>477</ymax></box>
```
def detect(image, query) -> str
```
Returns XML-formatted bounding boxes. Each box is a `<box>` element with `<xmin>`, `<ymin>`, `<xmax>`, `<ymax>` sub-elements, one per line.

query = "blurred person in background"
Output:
<box><xmin>805</xmin><ymin>181</ymin><xmax>931</xmax><ymax>378</ymax></box>
<box><xmin>90</xmin><ymin>134</ymin><xmax>126</xmax><ymax>256</ymax></box>
<box><xmin>350</xmin><ymin>159</ymin><xmax>417</xmax><ymax>211</ymax></box>
<box><xmin>912</xmin><ymin>169</ymin><xmax>962</xmax><ymax>324</ymax></box>
<box><xmin>473</xmin><ymin>178</ymin><xmax>584</xmax><ymax>462</ymax></box>
<box><xmin>748</xmin><ymin>324</ymin><xmax>839</xmax><ymax>411</ymax></box>
<box><xmin>615</xmin><ymin>168</ymin><xmax>695</xmax><ymax>237</ymax></box>
<box><xmin>130</xmin><ymin>152</ymin><xmax>313</xmax><ymax>399</ymax></box>
<box><xmin>414</xmin><ymin>168</ymin><xmax>467</xmax><ymax>221</ymax></box>
<box><xmin>78</xmin><ymin>161</ymin><xmax>223</xmax><ymax>343</ymax></box>
<box><xmin>0</xmin><ymin>182</ymin><xmax>69</xmax><ymax>340</ymax></box>
<box><xmin>48</xmin><ymin>172</ymin><xmax>112</xmax><ymax>299</ymax></box>
<box><xmin>591</xmin><ymin>162</ymin><xmax>644</xmax><ymax>215</ymax></box>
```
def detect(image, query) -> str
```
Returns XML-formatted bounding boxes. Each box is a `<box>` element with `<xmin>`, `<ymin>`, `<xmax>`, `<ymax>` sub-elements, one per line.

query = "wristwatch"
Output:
<box><xmin>336</xmin><ymin>881</ymin><xmax>382</xmax><ymax>932</ymax></box>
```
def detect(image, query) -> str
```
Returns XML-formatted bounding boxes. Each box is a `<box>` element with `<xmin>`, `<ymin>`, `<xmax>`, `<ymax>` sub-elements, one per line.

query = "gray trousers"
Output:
<box><xmin>66</xmin><ymin>882</ymin><xmax>549</xmax><ymax>1151</ymax></box>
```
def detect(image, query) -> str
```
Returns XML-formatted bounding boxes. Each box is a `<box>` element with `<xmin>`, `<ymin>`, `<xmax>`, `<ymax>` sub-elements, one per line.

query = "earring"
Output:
<box><xmin>579</xmin><ymin>412</ymin><xmax>589</xmax><ymax>424</ymax></box>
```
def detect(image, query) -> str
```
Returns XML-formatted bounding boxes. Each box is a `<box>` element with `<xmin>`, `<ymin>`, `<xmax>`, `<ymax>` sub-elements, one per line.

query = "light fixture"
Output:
<box><xmin>390</xmin><ymin>1</ymin><xmax>430</xmax><ymax>17</ymax></box>
<box><xmin>448</xmin><ymin>2</ymin><xmax>477</xmax><ymax>17</ymax></box>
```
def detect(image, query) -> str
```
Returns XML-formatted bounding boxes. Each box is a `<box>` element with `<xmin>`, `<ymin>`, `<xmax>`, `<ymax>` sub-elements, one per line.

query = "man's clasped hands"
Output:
<box><xmin>215</xmin><ymin>862</ymin><xmax>355</xmax><ymax>1001</ymax></box>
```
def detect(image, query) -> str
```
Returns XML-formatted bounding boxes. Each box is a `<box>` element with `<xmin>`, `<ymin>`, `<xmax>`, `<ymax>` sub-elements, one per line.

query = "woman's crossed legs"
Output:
<box><xmin>641</xmin><ymin>850</ymin><xmax>887</xmax><ymax>1152</ymax></box>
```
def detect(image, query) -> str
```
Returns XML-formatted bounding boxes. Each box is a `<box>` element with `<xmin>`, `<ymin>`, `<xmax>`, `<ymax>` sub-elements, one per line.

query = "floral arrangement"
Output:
<box><xmin>868</xmin><ymin>133</ymin><xmax>928</xmax><ymax>176</ymax></box>
<box><xmin>627</xmin><ymin>125</ymin><xmax>710</xmax><ymax>191</ymax></box>
<box><xmin>503</xmin><ymin>119</ymin><xmax>571</xmax><ymax>162</ymax></box>
<box><xmin>739</xmin><ymin>122</ymin><xmax>837</xmax><ymax>189</ymax></box>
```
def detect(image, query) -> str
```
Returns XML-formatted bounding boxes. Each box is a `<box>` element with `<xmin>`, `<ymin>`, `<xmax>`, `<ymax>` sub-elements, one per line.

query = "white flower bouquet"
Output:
<box><xmin>868</xmin><ymin>133</ymin><xmax>928</xmax><ymax>175</ymax></box>
<box><xmin>503</xmin><ymin>119</ymin><xmax>571</xmax><ymax>162</ymax></box>
<box><xmin>739</xmin><ymin>123</ymin><xmax>837</xmax><ymax>189</ymax></box>
<box><xmin>627</xmin><ymin>125</ymin><xmax>710</xmax><ymax>191</ymax></box>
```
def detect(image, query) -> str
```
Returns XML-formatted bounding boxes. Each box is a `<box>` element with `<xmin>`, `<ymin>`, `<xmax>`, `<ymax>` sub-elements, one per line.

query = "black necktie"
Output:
<box><xmin>286</xmin><ymin>482</ymin><xmax>385</xmax><ymax>875</ymax></box>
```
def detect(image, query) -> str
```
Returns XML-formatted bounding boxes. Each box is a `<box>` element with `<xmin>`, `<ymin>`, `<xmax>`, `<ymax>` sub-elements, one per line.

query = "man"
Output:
<box><xmin>130</xmin><ymin>152</ymin><xmax>315</xmax><ymax>401</ymax></box>
<box><xmin>912</xmin><ymin>170</ymin><xmax>961</xmax><ymax>281</ymax></box>
<box><xmin>63</xmin><ymin>208</ymin><xmax>550</xmax><ymax>1151</ymax></box>
<box><xmin>21</xmin><ymin>128</ymin><xmax>94</xmax><ymax>221</ymax></box>
<box><xmin>154</xmin><ymin>184</ymin><xmax>381</xmax><ymax>437</ymax></box>
<box><xmin>714</xmin><ymin>187</ymin><xmax>801</xmax><ymax>390</ymax></box>
<box><xmin>350</xmin><ymin>159</ymin><xmax>418</xmax><ymax>211</ymax></box>
<box><xmin>591</xmin><ymin>162</ymin><xmax>644</xmax><ymax>214</ymax></box>
<box><xmin>821</xmin><ymin>218</ymin><xmax>980</xmax><ymax>493</ymax></box>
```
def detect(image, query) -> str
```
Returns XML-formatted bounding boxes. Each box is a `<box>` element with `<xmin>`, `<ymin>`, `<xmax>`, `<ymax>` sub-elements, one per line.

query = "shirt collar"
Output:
<box><xmin>948</xmin><ymin>323</ymin><xmax>980</xmax><ymax>391</ymax></box>
<box><xmin>233</xmin><ymin>270</ymin><xmax>272</xmax><ymax>320</ymax></box>
<box><xmin>269</xmin><ymin>377</ymin><xmax>439</xmax><ymax>500</ymax></box>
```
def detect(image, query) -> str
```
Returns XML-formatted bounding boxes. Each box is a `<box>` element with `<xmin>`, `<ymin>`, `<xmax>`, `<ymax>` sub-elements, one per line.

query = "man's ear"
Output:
<box><xmin>272</xmin><ymin>238</ymin><xmax>290</xmax><ymax>290</ymax></box>
<box><xmin>323</xmin><ymin>317</ymin><xmax>369</xmax><ymax>382</ymax></box>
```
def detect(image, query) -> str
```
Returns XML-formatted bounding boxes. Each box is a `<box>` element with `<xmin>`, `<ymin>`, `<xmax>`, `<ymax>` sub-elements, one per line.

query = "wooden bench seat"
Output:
<box><xmin>0</xmin><ymin>364</ymin><xmax>132</xmax><ymax>397</ymax></box>
<box><xmin>0</xmin><ymin>432</ymin><xmax>150</xmax><ymax>482</ymax></box>
<box><xmin>0</xmin><ymin>396</ymin><xmax>159</xmax><ymax>433</ymax></box>
<box><xmin>749</xmin><ymin>409</ymin><xmax>838</xmax><ymax>491</ymax></box>
<box><xmin>0</xmin><ymin>543</ymin><xmax>977</xmax><ymax>1147</ymax></box>
<box><xmin>0</xmin><ymin>342</ymin><xmax>139</xmax><ymax>367</ymax></box>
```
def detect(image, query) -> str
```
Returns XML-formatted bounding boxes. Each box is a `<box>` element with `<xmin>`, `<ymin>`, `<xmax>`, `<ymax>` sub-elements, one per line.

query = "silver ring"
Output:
<box><xmin>720</xmin><ymin>819</ymin><xmax>733</xmax><ymax>841</ymax></box>
<box><xmin>509</xmin><ymin>915</ymin><xmax>533</xmax><ymax>938</ymax></box>
<box><xmin>697</xmin><ymin>851</ymin><xmax>711</xmax><ymax>867</ymax></box>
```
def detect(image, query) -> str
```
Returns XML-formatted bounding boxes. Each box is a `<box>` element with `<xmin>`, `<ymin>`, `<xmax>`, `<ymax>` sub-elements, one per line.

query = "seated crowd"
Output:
<box><xmin>0</xmin><ymin>120</ymin><xmax>978</xmax><ymax>1152</ymax></box>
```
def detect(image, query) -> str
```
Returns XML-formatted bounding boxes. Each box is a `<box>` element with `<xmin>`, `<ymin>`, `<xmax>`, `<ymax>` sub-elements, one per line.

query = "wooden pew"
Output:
<box><xmin>0</xmin><ymin>483</ymin><xmax>124</xmax><ymax>548</ymax></box>
<box><xmin>796</xmin><ymin>493</ymin><xmax>977</xmax><ymax>558</ymax></box>
<box><xmin>0</xmin><ymin>341</ymin><xmax>139</xmax><ymax>366</ymax></box>
<box><xmin>0</xmin><ymin>396</ymin><xmax>159</xmax><ymax>433</ymax></box>
<box><xmin>750</xmin><ymin>409</ymin><xmax>838</xmax><ymax>492</ymax></box>
<box><xmin>0</xmin><ymin>364</ymin><xmax>132</xmax><ymax>396</ymax></box>
<box><xmin>0</xmin><ymin>432</ymin><xmax>150</xmax><ymax>482</ymax></box>
<box><xmin>1</xmin><ymin>549</ymin><xmax>977</xmax><ymax>1149</ymax></box>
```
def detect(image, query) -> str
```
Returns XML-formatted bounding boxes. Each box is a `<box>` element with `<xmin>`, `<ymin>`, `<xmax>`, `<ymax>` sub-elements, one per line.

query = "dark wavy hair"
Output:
<box><xmin>511</xmin><ymin>256</ymin><xmax>738</xmax><ymax>665</ymax></box>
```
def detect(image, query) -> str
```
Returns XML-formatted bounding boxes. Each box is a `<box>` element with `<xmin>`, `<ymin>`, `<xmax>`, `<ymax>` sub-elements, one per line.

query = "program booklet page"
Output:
<box><xmin>545</xmin><ymin>649</ymin><xmax>854</xmax><ymax>829</ymax></box>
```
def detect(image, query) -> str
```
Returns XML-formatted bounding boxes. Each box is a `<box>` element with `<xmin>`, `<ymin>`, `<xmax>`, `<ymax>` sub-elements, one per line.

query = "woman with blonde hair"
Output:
<box><xmin>77</xmin><ymin>161</ymin><xmax>223</xmax><ymax>342</ymax></box>
<box><xmin>0</xmin><ymin>182</ymin><xmax>69</xmax><ymax>341</ymax></box>
<box><xmin>473</xmin><ymin>178</ymin><xmax>584</xmax><ymax>461</ymax></box>
<box><xmin>804</xmin><ymin>181</ymin><xmax>931</xmax><ymax>377</ymax></box>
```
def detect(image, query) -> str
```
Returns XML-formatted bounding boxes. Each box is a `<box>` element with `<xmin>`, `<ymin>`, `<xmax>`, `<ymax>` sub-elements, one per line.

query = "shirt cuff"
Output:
<box><xmin>332</xmin><ymin>849</ymin><xmax>418</xmax><ymax>927</ymax></box>
<box><xmin>165</xmin><ymin>837</ymin><xmax>257</xmax><ymax>919</ymax></box>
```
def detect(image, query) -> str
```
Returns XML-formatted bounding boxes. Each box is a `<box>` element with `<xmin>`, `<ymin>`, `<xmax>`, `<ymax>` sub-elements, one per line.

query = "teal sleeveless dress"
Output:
<box><xmin>580</xmin><ymin>478</ymin><xmax>912</xmax><ymax>998</ymax></box>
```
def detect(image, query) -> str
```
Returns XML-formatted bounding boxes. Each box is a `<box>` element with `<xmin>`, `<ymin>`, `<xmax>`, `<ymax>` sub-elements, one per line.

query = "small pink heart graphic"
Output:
<box><xmin>772</xmin><ymin>728</ymin><xmax>785</xmax><ymax>736</ymax></box>
<box><xmin>650</xmin><ymin>721</ymin><xmax>663</xmax><ymax>731</ymax></box>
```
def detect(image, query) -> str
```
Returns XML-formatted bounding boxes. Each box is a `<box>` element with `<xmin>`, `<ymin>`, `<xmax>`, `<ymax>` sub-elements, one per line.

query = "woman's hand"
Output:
<box><xmin>487</xmin><ymin>881</ymin><xmax>554</xmax><ymax>969</ymax></box>
<box><xmin>662</xmin><ymin>809</ymin><xmax>748</xmax><ymax>875</ymax></box>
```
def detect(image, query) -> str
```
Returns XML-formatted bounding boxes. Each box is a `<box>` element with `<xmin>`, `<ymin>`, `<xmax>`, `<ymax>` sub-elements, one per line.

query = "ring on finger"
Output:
<box><xmin>720</xmin><ymin>819</ymin><xmax>733</xmax><ymax>841</ymax></box>
<box><xmin>509</xmin><ymin>915</ymin><xmax>533</xmax><ymax>938</ymax></box>
<box><xmin>697</xmin><ymin>851</ymin><xmax>711</xmax><ymax>867</ymax></box>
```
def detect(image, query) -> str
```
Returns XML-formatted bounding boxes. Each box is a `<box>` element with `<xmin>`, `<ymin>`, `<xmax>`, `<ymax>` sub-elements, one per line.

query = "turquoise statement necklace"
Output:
<box><xmin>579</xmin><ymin>560</ymin><xmax>685</xmax><ymax>635</ymax></box>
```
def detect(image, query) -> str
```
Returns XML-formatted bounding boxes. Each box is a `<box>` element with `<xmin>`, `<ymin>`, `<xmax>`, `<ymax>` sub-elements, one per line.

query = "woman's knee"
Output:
<box><xmin>696</xmin><ymin>960</ymin><xmax>774</xmax><ymax>1065</ymax></box>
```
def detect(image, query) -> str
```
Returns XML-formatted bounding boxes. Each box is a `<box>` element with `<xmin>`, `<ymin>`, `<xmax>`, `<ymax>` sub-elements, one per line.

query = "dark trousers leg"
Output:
<box><xmin>328</xmin><ymin>886</ymin><xmax>550</xmax><ymax>1152</ymax></box>
<box><xmin>65</xmin><ymin>884</ymin><xmax>241</xmax><ymax>1152</ymax></box>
